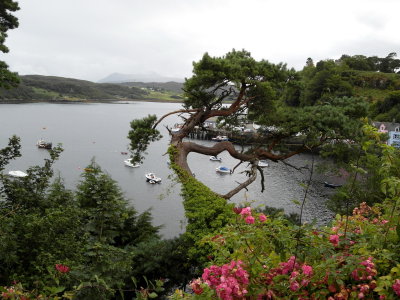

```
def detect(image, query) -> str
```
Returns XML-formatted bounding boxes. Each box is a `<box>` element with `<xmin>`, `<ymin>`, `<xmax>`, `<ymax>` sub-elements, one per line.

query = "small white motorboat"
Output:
<box><xmin>8</xmin><ymin>170</ymin><xmax>28</xmax><ymax>178</ymax></box>
<box><xmin>258</xmin><ymin>160</ymin><xmax>269</xmax><ymax>168</ymax></box>
<box><xmin>216</xmin><ymin>166</ymin><xmax>231</xmax><ymax>174</ymax></box>
<box><xmin>145</xmin><ymin>172</ymin><xmax>162</xmax><ymax>184</ymax></box>
<box><xmin>36</xmin><ymin>139</ymin><xmax>52</xmax><ymax>149</ymax></box>
<box><xmin>210</xmin><ymin>156</ymin><xmax>222</xmax><ymax>162</ymax></box>
<box><xmin>124</xmin><ymin>159</ymin><xmax>140</xmax><ymax>168</ymax></box>
<box><xmin>171</xmin><ymin>123</ymin><xmax>183</xmax><ymax>133</ymax></box>
<box><xmin>211</xmin><ymin>135</ymin><xmax>229</xmax><ymax>142</ymax></box>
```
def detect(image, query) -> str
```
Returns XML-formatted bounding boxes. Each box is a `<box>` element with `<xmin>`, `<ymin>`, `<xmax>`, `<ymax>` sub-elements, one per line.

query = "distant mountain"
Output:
<box><xmin>98</xmin><ymin>72</ymin><xmax>184</xmax><ymax>83</ymax></box>
<box><xmin>0</xmin><ymin>75</ymin><xmax>148</xmax><ymax>101</ymax></box>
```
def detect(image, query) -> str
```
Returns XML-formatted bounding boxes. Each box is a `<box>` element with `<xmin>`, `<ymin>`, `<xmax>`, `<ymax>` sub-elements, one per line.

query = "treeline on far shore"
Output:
<box><xmin>0</xmin><ymin>75</ymin><xmax>185</xmax><ymax>102</ymax></box>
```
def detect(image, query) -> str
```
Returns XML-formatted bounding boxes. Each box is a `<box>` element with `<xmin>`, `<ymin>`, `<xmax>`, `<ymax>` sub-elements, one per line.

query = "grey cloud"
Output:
<box><xmin>4</xmin><ymin>0</ymin><xmax>400</xmax><ymax>81</ymax></box>
<box><xmin>357</xmin><ymin>13</ymin><xmax>386</xmax><ymax>30</ymax></box>
<box><xmin>333</xmin><ymin>37</ymin><xmax>400</xmax><ymax>59</ymax></box>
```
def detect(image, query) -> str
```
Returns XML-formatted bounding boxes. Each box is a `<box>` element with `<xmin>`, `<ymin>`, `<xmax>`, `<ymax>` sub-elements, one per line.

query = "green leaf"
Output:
<box><xmin>148</xmin><ymin>292</ymin><xmax>158</xmax><ymax>298</ymax></box>
<box><xmin>397</xmin><ymin>224</ymin><xmax>400</xmax><ymax>240</ymax></box>
<box><xmin>292</xmin><ymin>199</ymin><xmax>301</xmax><ymax>205</ymax></box>
<box><xmin>45</xmin><ymin>286</ymin><xmax>66</xmax><ymax>295</ymax></box>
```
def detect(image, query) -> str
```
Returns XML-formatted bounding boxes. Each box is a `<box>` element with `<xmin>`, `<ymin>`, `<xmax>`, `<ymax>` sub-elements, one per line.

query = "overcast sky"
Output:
<box><xmin>3</xmin><ymin>0</ymin><xmax>400</xmax><ymax>82</ymax></box>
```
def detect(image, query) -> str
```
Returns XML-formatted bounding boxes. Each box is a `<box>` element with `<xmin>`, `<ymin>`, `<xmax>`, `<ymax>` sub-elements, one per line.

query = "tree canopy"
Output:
<box><xmin>338</xmin><ymin>52</ymin><xmax>400</xmax><ymax>73</ymax></box>
<box><xmin>0</xmin><ymin>0</ymin><xmax>19</xmax><ymax>88</ymax></box>
<box><xmin>128</xmin><ymin>49</ymin><xmax>368</xmax><ymax>199</ymax></box>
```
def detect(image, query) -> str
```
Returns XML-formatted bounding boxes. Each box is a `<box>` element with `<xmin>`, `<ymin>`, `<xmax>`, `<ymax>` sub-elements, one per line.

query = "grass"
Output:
<box><xmin>354</xmin><ymin>87</ymin><xmax>392</xmax><ymax>103</ymax></box>
<box><xmin>143</xmin><ymin>90</ymin><xmax>185</xmax><ymax>101</ymax></box>
<box><xmin>31</xmin><ymin>87</ymin><xmax>61</xmax><ymax>99</ymax></box>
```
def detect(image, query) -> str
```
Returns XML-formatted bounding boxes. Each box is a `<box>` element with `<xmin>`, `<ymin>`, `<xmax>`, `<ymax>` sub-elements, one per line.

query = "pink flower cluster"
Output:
<box><xmin>371</xmin><ymin>218</ymin><xmax>389</xmax><ymax>225</ymax></box>
<box><xmin>392</xmin><ymin>279</ymin><xmax>400</xmax><ymax>296</ymax></box>
<box><xmin>201</xmin><ymin>260</ymin><xmax>249</xmax><ymax>300</ymax></box>
<box><xmin>352</xmin><ymin>202</ymin><xmax>372</xmax><ymax>216</ymax></box>
<box><xmin>55</xmin><ymin>263</ymin><xmax>70</xmax><ymax>273</ymax></box>
<box><xmin>1</xmin><ymin>287</ymin><xmax>16</xmax><ymax>300</ymax></box>
<box><xmin>351</xmin><ymin>257</ymin><xmax>377</xmax><ymax>281</ymax></box>
<box><xmin>329</xmin><ymin>234</ymin><xmax>340</xmax><ymax>247</ymax></box>
<box><xmin>189</xmin><ymin>278</ymin><xmax>204</xmax><ymax>295</ymax></box>
<box><xmin>355</xmin><ymin>282</ymin><xmax>377</xmax><ymax>299</ymax></box>
<box><xmin>233</xmin><ymin>206</ymin><xmax>267</xmax><ymax>225</ymax></box>
<box><xmin>261</xmin><ymin>256</ymin><xmax>313</xmax><ymax>298</ymax></box>
<box><xmin>1</xmin><ymin>286</ymin><xmax>29</xmax><ymax>300</ymax></box>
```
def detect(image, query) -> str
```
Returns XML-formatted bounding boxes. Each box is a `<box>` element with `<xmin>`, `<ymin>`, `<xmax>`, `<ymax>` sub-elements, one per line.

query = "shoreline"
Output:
<box><xmin>0</xmin><ymin>98</ymin><xmax>184</xmax><ymax>104</ymax></box>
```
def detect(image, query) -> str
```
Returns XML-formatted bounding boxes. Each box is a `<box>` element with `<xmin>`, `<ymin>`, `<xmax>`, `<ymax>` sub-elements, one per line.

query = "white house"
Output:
<box><xmin>372</xmin><ymin>121</ymin><xmax>400</xmax><ymax>148</ymax></box>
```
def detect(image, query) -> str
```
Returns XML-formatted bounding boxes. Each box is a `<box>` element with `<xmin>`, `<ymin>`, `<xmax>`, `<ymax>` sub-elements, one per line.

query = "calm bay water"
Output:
<box><xmin>0</xmin><ymin>102</ymin><xmax>333</xmax><ymax>238</ymax></box>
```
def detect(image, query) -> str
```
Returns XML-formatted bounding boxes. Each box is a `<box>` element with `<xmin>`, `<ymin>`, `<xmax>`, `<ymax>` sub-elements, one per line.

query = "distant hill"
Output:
<box><xmin>98</xmin><ymin>72</ymin><xmax>184</xmax><ymax>83</ymax></box>
<box><xmin>0</xmin><ymin>75</ymin><xmax>148</xmax><ymax>101</ymax></box>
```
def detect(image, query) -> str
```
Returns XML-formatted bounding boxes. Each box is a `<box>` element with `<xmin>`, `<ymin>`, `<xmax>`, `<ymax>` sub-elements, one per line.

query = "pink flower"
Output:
<box><xmin>202</xmin><ymin>260</ymin><xmax>249</xmax><ymax>299</ymax></box>
<box><xmin>55</xmin><ymin>263</ymin><xmax>70</xmax><ymax>273</ymax></box>
<box><xmin>245</xmin><ymin>215</ymin><xmax>255</xmax><ymax>224</ymax></box>
<box><xmin>290</xmin><ymin>271</ymin><xmax>299</xmax><ymax>279</ymax></box>
<box><xmin>301</xmin><ymin>279</ymin><xmax>310</xmax><ymax>287</ymax></box>
<box><xmin>190</xmin><ymin>278</ymin><xmax>204</xmax><ymax>295</ymax></box>
<box><xmin>233</xmin><ymin>207</ymin><xmax>242</xmax><ymax>214</ymax></box>
<box><xmin>328</xmin><ymin>284</ymin><xmax>337</xmax><ymax>292</ymax></box>
<box><xmin>302</xmin><ymin>264</ymin><xmax>313</xmax><ymax>276</ymax></box>
<box><xmin>259</xmin><ymin>214</ymin><xmax>267</xmax><ymax>222</ymax></box>
<box><xmin>381</xmin><ymin>219</ymin><xmax>389</xmax><ymax>225</ymax></box>
<box><xmin>329</xmin><ymin>234</ymin><xmax>340</xmax><ymax>246</ymax></box>
<box><xmin>240</xmin><ymin>207</ymin><xmax>252</xmax><ymax>216</ymax></box>
<box><xmin>290</xmin><ymin>280</ymin><xmax>300</xmax><ymax>291</ymax></box>
<box><xmin>393</xmin><ymin>279</ymin><xmax>400</xmax><ymax>296</ymax></box>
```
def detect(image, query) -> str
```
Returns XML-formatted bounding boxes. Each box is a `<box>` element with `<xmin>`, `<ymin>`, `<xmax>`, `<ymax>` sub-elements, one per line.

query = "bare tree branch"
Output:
<box><xmin>281</xmin><ymin>160</ymin><xmax>310</xmax><ymax>172</ymax></box>
<box><xmin>232</xmin><ymin>161</ymin><xmax>243</xmax><ymax>173</ymax></box>
<box><xmin>152</xmin><ymin>108</ymin><xmax>201</xmax><ymax>129</ymax></box>
<box><xmin>257</xmin><ymin>166</ymin><xmax>266</xmax><ymax>193</ymax></box>
<box><xmin>220</xmin><ymin>163</ymin><xmax>258</xmax><ymax>199</ymax></box>
<box><xmin>183</xmin><ymin>141</ymin><xmax>253</xmax><ymax>162</ymax></box>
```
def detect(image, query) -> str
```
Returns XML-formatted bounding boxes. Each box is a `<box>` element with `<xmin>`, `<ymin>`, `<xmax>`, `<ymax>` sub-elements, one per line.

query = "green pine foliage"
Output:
<box><xmin>128</xmin><ymin>115</ymin><xmax>162</xmax><ymax>164</ymax></box>
<box><xmin>0</xmin><ymin>141</ymin><xmax>176</xmax><ymax>299</ymax></box>
<box><xmin>0</xmin><ymin>0</ymin><xmax>20</xmax><ymax>89</ymax></box>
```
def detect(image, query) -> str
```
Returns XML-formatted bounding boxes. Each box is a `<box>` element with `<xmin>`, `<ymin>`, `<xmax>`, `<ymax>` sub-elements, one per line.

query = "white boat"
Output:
<box><xmin>210</xmin><ymin>156</ymin><xmax>222</xmax><ymax>162</ymax></box>
<box><xmin>216</xmin><ymin>166</ymin><xmax>231</xmax><ymax>174</ymax></box>
<box><xmin>171</xmin><ymin>123</ymin><xmax>183</xmax><ymax>133</ymax></box>
<box><xmin>124</xmin><ymin>158</ymin><xmax>140</xmax><ymax>168</ymax></box>
<box><xmin>36</xmin><ymin>139</ymin><xmax>52</xmax><ymax>149</ymax></box>
<box><xmin>8</xmin><ymin>170</ymin><xmax>28</xmax><ymax>178</ymax></box>
<box><xmin>145</xmin><ymin>172</ymin><xmax>162</xmax><ymax>184</ymax></box>
<box><xmin>258</xmin><ymin>160</ymin><xmax>269</xmax><ymax>168</ymax></box>
<box><xmin>212</xmin><ymin>135</ymin><xmax>229</xmax><ymax>142</ymax></box>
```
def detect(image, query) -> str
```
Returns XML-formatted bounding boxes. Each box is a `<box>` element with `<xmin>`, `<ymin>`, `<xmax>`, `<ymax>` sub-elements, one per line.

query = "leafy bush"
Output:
<box><xmin>171</xmin><ymin>126</ymin><xmax>400</xmax><ymax>299</ymax></box>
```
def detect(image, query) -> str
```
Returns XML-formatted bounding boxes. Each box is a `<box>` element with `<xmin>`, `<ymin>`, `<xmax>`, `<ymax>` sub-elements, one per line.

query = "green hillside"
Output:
<box><xmin>350</xmin><ymin>70</ymin><xmax>400</xmax><ymax>101</ymax></box>
<box><xmin>283</xmin><ymin>54</ymin><xmax>400</xmax><ymax>122</ymax></box>
<box><xmin>119</xmin><ymin>81</ymin><xmax>184</xmax><ymax>94</ymax></box>
<box><xmin>0</xmin><ymin>75</ymin><xmax>148</xmax><ymax>101</ymax></box>
<box><xmin>0</xmin><ymin>53</ymin><xmax>399</xmax><ymax>108</ymax></box>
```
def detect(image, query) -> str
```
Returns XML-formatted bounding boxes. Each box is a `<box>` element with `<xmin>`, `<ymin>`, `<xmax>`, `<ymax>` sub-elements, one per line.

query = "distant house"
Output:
<box><xmin>203</xmin><ymin>117</ymin><xmax>218</xmax><ymax>129</ymax></box>
<box><xmin>372</xmin><ymin>121</ymin><xmax>400</xmax><ymax>147</ymax></box>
